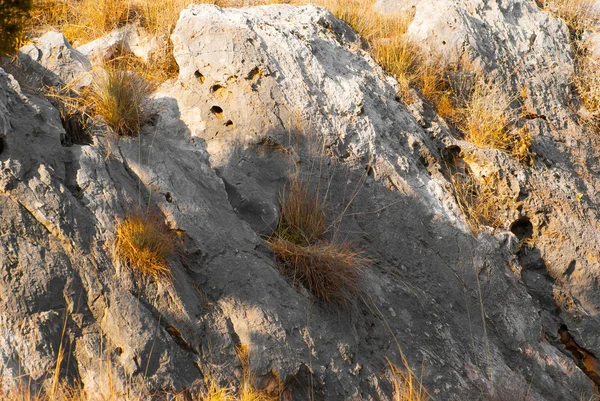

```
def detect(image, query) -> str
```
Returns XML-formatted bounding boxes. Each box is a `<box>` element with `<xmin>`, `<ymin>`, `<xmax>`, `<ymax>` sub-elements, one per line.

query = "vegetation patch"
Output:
<box><xmin>541</xmin><ymin>0</ymin><xmax>599</xmax><ymax>33</ymax></box>
<box><xmin>450</xmin><ymin>169</ymin><xmax>506</xmax><ymax>232</ymax></box>
<box><xmin>320</xmin><ymin>0</ymin><xmax>452</xmax><ymax>109</ymax></box>
<box><xmin>266</xmin><ymin>175</ymin><xmax>367</xmax><ymax>305</ymax></box>
<box><xmin>88</xmin><ymin>63</ymin><xmax>152</xmax><ymax>137</ymax></box>
<box><xmin>387</xmin><ymin>358</ymin><xmax>431</xmax><ymax>401</ymax></box>
<box><xmin>0</xmin><ymin>0</ymin><xmax>32</xmax><ymax>55</ymax></box>
<box><xmin>115</xmin><ymin>210</ymin><xmax>177</xmax><ymax>280</ymax></box>
<box><xmin>456</xmin><ymin>78</ymin><xmax>534</xmax><ymax>165</ymax></box>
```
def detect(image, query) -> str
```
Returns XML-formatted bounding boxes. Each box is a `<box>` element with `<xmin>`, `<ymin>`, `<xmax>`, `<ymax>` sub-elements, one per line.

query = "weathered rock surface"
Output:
<box><xmin>0</xmin><ymin>2</ymin><xmax>599</xmax><ymax>401</ymax></box>
<box><xmin>17</xmin><ymin>31</ymin><xmax>92</xmax><ymax>88</ymax></box>
<box><xmin>378</xmin><ymin>0</ymin><xmax>600</xmax><ymax>391</ymax></box>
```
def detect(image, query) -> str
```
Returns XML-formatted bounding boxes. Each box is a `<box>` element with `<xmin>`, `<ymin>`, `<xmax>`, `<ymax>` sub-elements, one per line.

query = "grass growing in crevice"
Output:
<box><xmin>542</xmin><ymin>1</ymin><xmax>600</xmax><ymax>133</ymax></box>
<box><xmin>114</xmin><ymin>209</ymin><xmax>178</xmax><ymax>280</ymax></box>
<box><xmin>450</xmin><ymin>169</ymin><xmax>506</xmax><ymax>233</ymax></box>
<box><xmin>45</xmin><ymin>86</ymin><xmax>94</xmax><ymax>146</ymax></box>
<box><xmin>266</xmin><ymin>174</ymin><xmax>368</xmax><ymax>305</ymax></box>
<box><xmin>88</xmin><ymin>62</ymin><xmax>152</xmax><ymax>137</ymax></box>
<box><xmin>455</xmin><ymin>78</ymin><xmax>534</xmax><ymax>166</ymax></box>
<box><xmin>387</xmin><ymin>358</ymin><xmax>431</xmax><ymax>401</ymax></box>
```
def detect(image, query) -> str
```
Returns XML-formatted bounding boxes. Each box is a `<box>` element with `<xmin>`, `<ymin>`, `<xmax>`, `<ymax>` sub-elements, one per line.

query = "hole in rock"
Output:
<box><xmin>510</xmin><ymin>216</ymin><xmax>533</xmax><ymax>241</ymax></box>
<box><xmin>210</xmin><ymin>106</ymin><xmax>223</xmax><ymax>118</ymax></box>
<box><xmin>224</xmin><ymin>120</ymin><xmax>234</xmax><ymax>127</ymax></box>
<box><xmin>0</xmin><ymin>137</ymin><xmax>4</xmax><ymax>155</ymax></box>
<box><xmin>247</xmin><ymin>66</ymin><xmax>262</xmax><ymax>80</ymax></box>
<box><xmin>211</xmin><ymin>84</ymin><xmax>225</xmax><ymax>93</ymax></box>
<box><xmin>165</xmin><ymin>192</ymin><xmax>172</xmax><ymax>203</ymax></box>
<box><xmin>194</xmin><ymin>71</ymin><xmax>205</xmax><ymax>83</ymax></box>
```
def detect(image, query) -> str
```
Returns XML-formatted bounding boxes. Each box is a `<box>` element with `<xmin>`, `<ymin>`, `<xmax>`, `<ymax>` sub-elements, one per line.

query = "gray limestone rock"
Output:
<box><xmin>0</xmin><ymin>2</ymin><xmax>598</xmax><ymax>400</ymax></box>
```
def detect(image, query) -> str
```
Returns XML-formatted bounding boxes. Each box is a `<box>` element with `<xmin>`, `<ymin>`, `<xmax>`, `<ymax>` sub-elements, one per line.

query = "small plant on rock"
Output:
<box><xmin>456</xmin><ymin>78</ymin><xmax>533</xmax><ymax>165</ymax></box>
<box><xmin>387</xmin><ymin>358</ymin><xmax>431</xmax><ymax>401</ymax></box>
<box><xmin>88</xmin><ymin>63</ymin><xmax>152</xmax><ymax>137</ymax></box>
<box><xmin>266</xmin><ymin>175</ymin><xmax>367</xmax><ymax>305</ymax></box>
<box><xmin>115</xmin><ymin>210</ymin><xmax>177</xmax><ymax>279</ymax></box>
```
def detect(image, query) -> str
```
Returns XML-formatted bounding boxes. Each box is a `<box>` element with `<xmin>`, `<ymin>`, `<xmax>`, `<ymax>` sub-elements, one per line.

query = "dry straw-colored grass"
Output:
<box><xmin>89</xmin><ymin>63</ymin><xmax>152</xmax><ymax>137</ymax></box>
<box><xmin>456</xmin><ymin>78</ymin><xmax>533</xmax><ymax>165</ymax></box>
<box><xmin>115</xmin><ymin>210</ymin><xmax>177</xmax><ymax>280</ymax></box>
<box><xmin>541</xmin><ymin>0</ymin><xmax>599</xmax><ymax>33</ymax></box>
<box><xmin>0</xmin><ymin>0</ymin><xmax>33</xmax><ymax>55</ymax></box>
<box><xmin>387</xmin><ymin>358</ymin><xmax>431</xmax><ymax>401</ymax></box>
<box><xmin>266</xmin><ymin>175</ymin><xmax>367</xmax><ymax>305</ymax></box>
<box><xmin>574</xmin><ymin>53</ymin><xmax>600</xmax><ymax>127</ymax></box>
<box><xmin>30</xmin><ymin>0</ymin><xmax>191</xmax><ymax>82</ymax></box>
<box><xmin>317</xmin><ymin>0</ymin><xmax>452</xmax><ymax>109</ymax></box>
<box><xmin>450</xmin><ymin>170</ymin><xmax>505</xmax><ymax>232</ymax></box>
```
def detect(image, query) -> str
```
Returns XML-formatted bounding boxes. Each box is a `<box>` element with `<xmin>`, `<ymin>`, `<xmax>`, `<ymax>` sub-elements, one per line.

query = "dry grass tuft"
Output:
<box><xmin>115</xmin><ymin>210</ymin><xmax>177</xmax><ymax>280</ymax></box>
<box><xmin>387</xmin><ymin>358</ymin><xmax>431</xmax><ymax>401</ymax></box>
<box><xmin>274</xmin><ymin>175</ymin><xmax>326</xmax><ymax>246</ymax></box>
<box><xmin>450</xmin><ymin>170</ymin><xmax>505</xmax><ymax>232</ymax></box>
<box><xmin>320</xmin><ymin>0</ymin><xmax>434</xmax><ymax>104</ymax></box>
<box><xmin>30</xmin><ymin>0</ymin><xmax>134</xmax><ymax>44</ymax></box>
<box><xmin>267</xmin><ymin>237</ymin><xmax>365</xmax><ymax>304</ymax></box>
<box><xmin>196</xmin><ymin>345</ymin><xmax>277</xmax><ymax>401</ymax></box>
<box><xmin>266</xmin><ymin>175</ymin><xmax>367</xmax><ymax>305</ymax></box>
<box><xmin>0</xmin><ymin>0</ymin><xmax>32</xmax><ymax>55</ymax></box>
<box><xmin>88</xmin><ymin>63</ymin><xmax>152</xmax><ymax>137</ymax></box>
<box><xmin>456</xmin><ymin>78</ymin><xmax>533</xmax><ymax>165</ymax></box>
<box><xmin>542</xmin><ymin>0</ymin><xmax>599</xmax><ymax>33</ymax></box>
<box><xmin>45</xmin><ymin>87</ymin><xmax>94</xmax><ymax>145</ymax></box>
<box><xmin>574</xmin><ymin>54</ymin><xmax>600</xmax><ymax>125</ymax></box>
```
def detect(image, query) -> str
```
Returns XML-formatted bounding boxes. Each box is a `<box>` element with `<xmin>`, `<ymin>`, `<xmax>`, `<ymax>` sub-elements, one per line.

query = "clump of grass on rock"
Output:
<box><xmin>388</xmin><ymin>358</ymin><xmax>431</xmax><ymax>401</ymax></box>
<box><xmin>115</xmin><ymin>210</ymin><xmax>177</xmax><ymax>280</ymax></box>
<box><xmin>266</xmin><ymin>175</ymin><xmax>367</xmax><ymax>305</ymax></box>
<box><xmin>457</xmin><ymin>77</ymin><xmax>533</xmax><ymax>165</ymax></box>
<box><xmin>89</xmin><ymin>63</ymin><xmax>152</xmax><ymax>137</ymax></box>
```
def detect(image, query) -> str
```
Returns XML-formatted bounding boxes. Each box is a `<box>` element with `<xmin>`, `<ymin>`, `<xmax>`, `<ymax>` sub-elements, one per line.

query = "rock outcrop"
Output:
<box><xmin>376</xmin><ymin>0</ymin><xmax>600</xmax><ymax>390</ymax></box>
<box><xmin>0</xmin><ymin>1</ymin><xmax>599</xmax><ymax>400</ymax></box>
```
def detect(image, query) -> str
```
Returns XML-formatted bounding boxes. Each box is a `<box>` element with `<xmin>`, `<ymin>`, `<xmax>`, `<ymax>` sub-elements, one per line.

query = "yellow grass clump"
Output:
<box><xmin>450</xmin><ymin>170</ymin><xmax>506</xmax><ymax>232</ymax></box>
<box><xmin>456</xmin><ymin>78</ymin><xmax>533</xmax><ymax>165</ymax></box>
<box><xmin>89</xmin><ymin>63</ymin><xmax>152</xmax><ymax>137</ymax></box>
<box><xmin>0</xmin><ymin>0</ymin><xmax>32</xmax><ymax>55</ymax></box>
<box><xmin>318</xmin><ymin>0</ymin><xmax>452</xmax><ymax>109</ymax></box>
<box><xmin>575</xmin><ymin>53</ymin><xmax>600</xmax><ymax>127</ymax></box>
<box><xmin>266</xmin><ymin>175</ymin><xmax>367</xmax><ymax>305</ymax></box>
<box><xmin>387</xmin><ymin>359</ymin><xmax>431</xmax><ymax>401</ymax></box>
<box><xmin>115</xmin><ymin>210</ymin><xmax>177</xmax><ymax>279</ymax></box>
<box><xmin>541</xmin><ymin>0</ymin><xmax>599</xmax><ymax>33</ymax></box>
